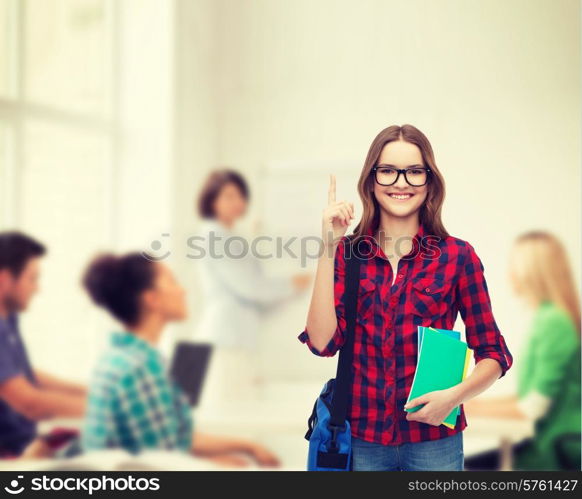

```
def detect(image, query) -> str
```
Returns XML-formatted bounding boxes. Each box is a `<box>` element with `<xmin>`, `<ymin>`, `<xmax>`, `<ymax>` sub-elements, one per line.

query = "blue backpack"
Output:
<box><xmin>304</xmin><ymin>245</ymin><xmax>361</xmax><ymax>471</ymax></box>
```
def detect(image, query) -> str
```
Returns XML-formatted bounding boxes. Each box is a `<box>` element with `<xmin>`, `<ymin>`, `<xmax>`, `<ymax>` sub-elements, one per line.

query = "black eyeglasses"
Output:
<box><xmin>371</xmin><ymin>165</ymin><xmax>431</xmax><ymax>187</ymax></box>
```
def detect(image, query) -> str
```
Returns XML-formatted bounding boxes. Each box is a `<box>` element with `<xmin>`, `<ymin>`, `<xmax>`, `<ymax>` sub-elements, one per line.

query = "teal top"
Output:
<box><xmin>81</xmin><ymin>331</ymin><xmax>193</xmax><ymax>454</ymax></box>
<box><xmin>515</xmin><ymin>302</ymin><xmax>581</xmax><ymax>470</ymax></box>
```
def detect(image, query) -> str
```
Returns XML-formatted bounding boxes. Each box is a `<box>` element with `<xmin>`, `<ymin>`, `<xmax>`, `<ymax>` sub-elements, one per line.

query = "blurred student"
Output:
<box><xmin>193</xmin><ymin>169</ymin><xmax>310</xmax><ymax>409</ymax></box>
<box><xmin>0</xmin><ymin>232</ymin><xmax>86</xmax><ymax>458</ymax></box>
<box><xmin>464</xmin><ymin>231</ymin><xmax>581</xmax><ymax>470</ymax></box>
<box><xmin>299</xmin><ymin>125</ymin><xmax>513</xmax><ymax>471</ymax></box>
<box><xmin>81</xmin><ymin>252</ymin><xmax>279</xmax><ymax>467</ymax></box>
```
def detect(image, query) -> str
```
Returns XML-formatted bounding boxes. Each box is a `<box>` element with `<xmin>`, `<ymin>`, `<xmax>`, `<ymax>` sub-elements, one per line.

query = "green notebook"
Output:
<box><xmin>417</xmin><ymin>326</ymin><xmax>462</xmax><ymax>418</ymax></box>
<box><xmin>417</xmin><ymin>326</ymin><xmax>461</xmax><ymax>349</ymax></box>
<box><xmin>405</xmin><ymin>327</ymin><xmax>470</xmax><ymax>428</ymax></box>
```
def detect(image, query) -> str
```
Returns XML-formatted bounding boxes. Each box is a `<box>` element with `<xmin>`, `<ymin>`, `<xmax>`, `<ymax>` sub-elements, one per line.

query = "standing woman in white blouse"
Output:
<box><xmin>193</xmin><ymin>170</ymin><xmax>311</xmax><ymax>412</ymax></box>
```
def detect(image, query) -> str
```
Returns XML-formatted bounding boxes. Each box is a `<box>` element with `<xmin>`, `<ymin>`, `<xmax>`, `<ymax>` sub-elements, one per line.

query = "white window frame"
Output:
<box><xmin>0</xmin><ymin>0</ymin><xmax>120</xmax><ymax>242</ymax></box>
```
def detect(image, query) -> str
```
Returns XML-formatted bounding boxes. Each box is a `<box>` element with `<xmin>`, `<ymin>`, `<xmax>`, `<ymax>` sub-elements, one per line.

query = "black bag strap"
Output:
<box><xmin>328</xmin><ymin>240</ymin><xmax>361</xmax><ymax>432</ymax></box>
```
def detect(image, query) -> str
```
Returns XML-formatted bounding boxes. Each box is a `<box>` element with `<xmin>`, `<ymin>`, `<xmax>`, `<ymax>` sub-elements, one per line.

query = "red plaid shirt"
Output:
<box><xmin>299</xmin><ymin>222</ymin><xmax>513</xmax><ymax>445</ymax></box>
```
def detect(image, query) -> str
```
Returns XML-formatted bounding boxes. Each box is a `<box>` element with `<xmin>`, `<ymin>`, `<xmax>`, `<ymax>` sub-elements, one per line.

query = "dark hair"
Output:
<box><xmin>0</xmin><ymin>231</ymin><xmax>46</xmax><ymax>277</ymax></box>
<box><xmin>83</xmin><ymin>253</ymin><xmax>156</xmax><ymax>326</ymax></box>
<box><xmin>197</xmin><ymin>169</ymin><xmax>249</xmax><ymax>219</ymax></box>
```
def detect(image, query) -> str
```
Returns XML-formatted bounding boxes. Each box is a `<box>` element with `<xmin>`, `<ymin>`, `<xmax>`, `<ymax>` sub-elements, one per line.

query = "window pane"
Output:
<box><xmin>0</xmin><ymin>122</ymin><xmax>12</xmax><ymax>225</ymax></box>
<box><xmin>0</xmin><ymin>0</ymin><xmax>16</xmax><ymax>97</ymax></box>
<box><xmin>20</xmin><ymin>121</ymin><xmax>113</xmax><ymax>378</ymax></box>
<box><xmin>24</xmin><ymin>0</ymin><xmax>111</xmax><ymax>115</ymax></box>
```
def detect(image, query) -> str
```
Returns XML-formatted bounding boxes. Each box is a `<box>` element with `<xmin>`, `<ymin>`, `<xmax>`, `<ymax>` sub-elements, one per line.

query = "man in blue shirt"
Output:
<box><xmin>0</xmin><ymin>232</ymin><xmax>86</xmax><ymax>457</ymax></box>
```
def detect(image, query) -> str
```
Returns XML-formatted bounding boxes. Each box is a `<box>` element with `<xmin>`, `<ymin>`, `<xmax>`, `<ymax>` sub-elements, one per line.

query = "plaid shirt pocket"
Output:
<box><xmin>356</xmin><ymin>277</ymin><xmax>377</xmax><ymax>323</ymax></box>
<box><xmin>410</xmin><ymin>277</ymin><xmax>452</xmax><ymax>319</ymax></box>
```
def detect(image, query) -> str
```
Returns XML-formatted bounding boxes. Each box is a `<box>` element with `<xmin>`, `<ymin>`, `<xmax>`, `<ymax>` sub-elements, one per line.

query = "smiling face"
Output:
<box><xmin>372</xmin><ymin>140</ymin><xmax>429</xmax><ymax>220</ymax></box>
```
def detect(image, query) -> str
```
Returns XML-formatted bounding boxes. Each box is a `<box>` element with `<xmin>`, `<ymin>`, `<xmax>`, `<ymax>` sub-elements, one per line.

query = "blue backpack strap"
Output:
<box><xmin>327</xmin><ymin>239</ymin><xmax>361</xmax><ymax>450</ymax></box>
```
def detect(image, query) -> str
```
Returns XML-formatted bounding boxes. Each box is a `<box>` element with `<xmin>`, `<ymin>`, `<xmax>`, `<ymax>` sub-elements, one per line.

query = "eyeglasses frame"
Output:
<box><xmin>371</xmin><ymin>165</ymin><xmax>432</xmax><ymax>187</ymax></box>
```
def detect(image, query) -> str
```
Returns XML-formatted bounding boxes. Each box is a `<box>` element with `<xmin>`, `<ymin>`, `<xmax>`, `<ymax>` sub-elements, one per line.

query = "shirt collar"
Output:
<box><xmin>359</xmin><ymin>222</ymin><xmax>427</xmax><ymax>260</ymax></box>
<box><xmin>110</xmin><ymin>330</ymin><xmax>158</xmax><ymax>355</ymax></box>
<box><xmin>0</xmin><ymin>313</ymin><xmax>18</xmax><ymax>332</ymax></box>
<box><xmin>199</xmin><ymin>218</ymin><xmax>232</xmax><ymax>235</ymax></box>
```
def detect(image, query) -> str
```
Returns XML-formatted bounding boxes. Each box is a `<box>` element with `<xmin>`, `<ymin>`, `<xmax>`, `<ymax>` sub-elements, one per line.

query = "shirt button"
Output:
<box><xmin>390</xmin><ymin>297</ymin><xmax>397</xmax><ymax>305</ymax></box>
<box><xmin>425</xmin><ymin>287</ymin><xmax>430</xmax><ymax>292</ymax></box>
<box><xmin>398</xmin><ymin>274</ymin><xmax>404</xmax><ymax>279</ymax></box>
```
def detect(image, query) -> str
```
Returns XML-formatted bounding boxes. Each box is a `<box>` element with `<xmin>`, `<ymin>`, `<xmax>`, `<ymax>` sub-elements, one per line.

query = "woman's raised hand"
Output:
<box><xmin>321</xmin><ymin>174</ymin><xmax>354</xmax><ymax>248</ymax></box>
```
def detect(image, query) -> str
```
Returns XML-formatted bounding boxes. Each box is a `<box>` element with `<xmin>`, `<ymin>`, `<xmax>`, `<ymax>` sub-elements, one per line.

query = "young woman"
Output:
<box><xmin>464</xmin><ymin>231</ymin><xmax>581</xmax><ymax>470</ymax></box>
<box><xmin>194</xmin><ymin>169</ymin><xmax>310</xmax><ymax>411</ymax></box>
<box><xmin>81</xmin><ymin>252</ymin><xmax>279</xmax><ymax>468</ymax></box>
<box><xmin>298</xmin><ymin>124</ymin><xmax>513</xmax><ymax>471</ymax></box>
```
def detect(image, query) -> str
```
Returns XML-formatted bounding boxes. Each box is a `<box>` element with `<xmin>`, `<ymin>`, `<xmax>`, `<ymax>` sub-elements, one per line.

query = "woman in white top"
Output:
<box><xmin>193</xmin><ymin>170</ymin><xmax>311</xmax><ymax>411</ymax></box>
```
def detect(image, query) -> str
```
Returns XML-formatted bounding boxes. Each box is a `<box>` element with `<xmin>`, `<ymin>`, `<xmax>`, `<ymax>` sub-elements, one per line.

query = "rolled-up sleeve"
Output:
<box><xmin>298</xmin><ymin>237</ymin><xmax>348</xmax><ymax>357</ymax></box>
<box><xmin>457</xmin><ymin>242</ymin><xmax>513</xmax><ymax>377</ymax></box>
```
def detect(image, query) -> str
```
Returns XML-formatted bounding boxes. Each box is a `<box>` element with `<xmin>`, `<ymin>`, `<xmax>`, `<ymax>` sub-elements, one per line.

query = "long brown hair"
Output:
<box><xmin>352</xmin><ymin>124</ymin><xmax>449</xmax><ymax>241</ymax></box>
<box><xmin>512</xmin><ymin>231</ymin><xmax>581</xmax><ymax>336</ymax></box>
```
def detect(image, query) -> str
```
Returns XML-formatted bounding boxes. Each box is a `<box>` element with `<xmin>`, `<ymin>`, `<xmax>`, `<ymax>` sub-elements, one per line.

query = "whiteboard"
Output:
<box><xmin>255</xmin><ymin>160</ymin><xmax>368</xmax><ymax>380</ymax></box>
<box><xmin>257</xmin><ymin>159</ymin><xmax>364</xmax><ymax>240</ymax></box>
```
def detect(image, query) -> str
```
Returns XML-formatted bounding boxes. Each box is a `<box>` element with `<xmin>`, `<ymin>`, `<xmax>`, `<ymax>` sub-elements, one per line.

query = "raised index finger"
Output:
<box><xmin>328</xmin><ymin>174</ymin><xmax>336</xmax><ymax>204</ymax></box>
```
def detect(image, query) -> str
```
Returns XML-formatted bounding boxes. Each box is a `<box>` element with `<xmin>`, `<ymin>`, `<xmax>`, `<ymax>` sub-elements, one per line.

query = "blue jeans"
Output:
<box><xmin>352</xmin><ymin>432</ymin><xmax>464</xmax><ymax>471</ymax></box>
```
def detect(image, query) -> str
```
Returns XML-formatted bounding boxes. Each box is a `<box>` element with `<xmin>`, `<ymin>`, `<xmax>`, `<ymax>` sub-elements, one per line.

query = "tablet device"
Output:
<box><xmin>170</xmin><ymin>342</ymin><xmax>213</xmax><ymax>407</ymax></box>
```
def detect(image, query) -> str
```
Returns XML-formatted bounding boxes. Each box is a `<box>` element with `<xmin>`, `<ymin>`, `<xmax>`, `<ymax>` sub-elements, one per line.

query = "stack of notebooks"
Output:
<box><xmin>404</xmin><ymin>326</ymin><xmax>472</xmax><ymax>429</ymax></box>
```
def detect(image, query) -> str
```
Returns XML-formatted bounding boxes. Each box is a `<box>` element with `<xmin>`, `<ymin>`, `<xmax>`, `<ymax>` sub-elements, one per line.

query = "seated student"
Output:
<box><xmin>464</xmin><ymin>231</ymin><xmax>581</xmax><ymax>470</ymax></box>
<box><xmin>0</xmin><ymin>232</ymin><xmax>87</xmax><ymax>458</ymax></box>
<box><xmin>81</xmin><ymin>252</ymin><xmax>279</xmax><ymax>467</ymax></box>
